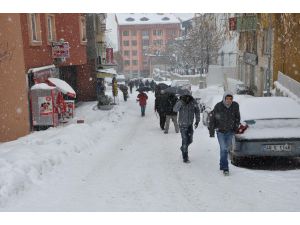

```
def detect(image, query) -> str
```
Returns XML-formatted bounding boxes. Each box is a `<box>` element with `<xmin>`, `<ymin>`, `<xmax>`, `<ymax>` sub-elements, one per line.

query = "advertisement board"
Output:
<box><xmin>52</xmin><ymin>42</ymin><xmax>70</xmax><ymax>58</ymax></box>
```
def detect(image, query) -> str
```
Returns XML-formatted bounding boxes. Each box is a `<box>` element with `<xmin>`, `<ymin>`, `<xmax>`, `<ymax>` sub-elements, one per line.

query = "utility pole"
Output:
<box><xmin>266</xmin><ymin>14</ymin><xmax>273</xmax><ymax>96</ymax></box>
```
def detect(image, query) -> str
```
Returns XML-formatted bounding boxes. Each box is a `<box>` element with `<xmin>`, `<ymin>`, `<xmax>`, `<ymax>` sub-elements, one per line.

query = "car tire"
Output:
<box><xmin>230</xmin><ymin>153</ymin><xmax>241</xmax><ymax>166</ymax></box>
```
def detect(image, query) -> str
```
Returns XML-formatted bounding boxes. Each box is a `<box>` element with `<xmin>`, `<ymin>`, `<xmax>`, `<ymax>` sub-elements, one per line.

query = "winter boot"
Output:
<box><xmin>223</xmin><ymin>169</ymin><xmax>229</xmax><ymax>176</ymax></box>
<box><xmin>182</xmin><ymin>152</ymin><xmax>190</xmax><ymax>163</ymax></box>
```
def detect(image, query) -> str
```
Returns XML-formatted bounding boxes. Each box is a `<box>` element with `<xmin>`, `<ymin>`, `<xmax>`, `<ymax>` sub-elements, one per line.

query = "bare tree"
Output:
<box><xmin>164</xmin><ymin>14</ymin><xmax>226</xmax><ymax>74</ymax></box>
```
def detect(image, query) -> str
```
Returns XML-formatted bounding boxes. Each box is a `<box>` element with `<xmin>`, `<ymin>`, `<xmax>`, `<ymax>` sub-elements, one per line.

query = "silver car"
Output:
<box><xmin>230</xmin><ymin>97</ymin><xmax>300</xmax><ymax>165</ymax></box>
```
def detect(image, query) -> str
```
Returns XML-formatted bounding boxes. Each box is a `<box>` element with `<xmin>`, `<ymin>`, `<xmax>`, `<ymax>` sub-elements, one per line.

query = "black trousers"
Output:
<box><xmin>159</xmin><ymin>112</ymin><xmax>166</xmax><ymax>130</ymax></box>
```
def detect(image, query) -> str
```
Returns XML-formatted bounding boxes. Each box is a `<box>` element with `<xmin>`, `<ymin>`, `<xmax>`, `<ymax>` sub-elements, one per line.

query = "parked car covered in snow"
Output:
<box><xmin>171</xmin><ymin>80</ymin><xmax>192</xmax><ymax>92</ymax></box>
<box><xmin>230</xmin><ymin>97</ymin><xmax>300</xmax><ymax>165</ymax></box>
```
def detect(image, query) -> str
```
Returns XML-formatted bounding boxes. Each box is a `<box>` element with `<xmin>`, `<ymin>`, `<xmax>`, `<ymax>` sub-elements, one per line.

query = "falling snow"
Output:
<box><xmin>16</xmin><ymin>107</ymin><xmax>22</xmax><ymax>114</ymax></box>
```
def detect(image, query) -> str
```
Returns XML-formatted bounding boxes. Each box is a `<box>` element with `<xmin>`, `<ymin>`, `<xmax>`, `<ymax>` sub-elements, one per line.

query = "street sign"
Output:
<box><xmin>52</xmin><ymin>42</ymin><xmax>70</xmax><ymax>58</ymax></box>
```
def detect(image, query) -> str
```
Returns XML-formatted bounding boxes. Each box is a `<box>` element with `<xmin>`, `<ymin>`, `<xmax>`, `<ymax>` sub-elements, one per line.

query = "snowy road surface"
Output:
<box><xmin>1</xmin><ymin>88</ymin><xmax>300</xmax><ymax>211</ymax></box>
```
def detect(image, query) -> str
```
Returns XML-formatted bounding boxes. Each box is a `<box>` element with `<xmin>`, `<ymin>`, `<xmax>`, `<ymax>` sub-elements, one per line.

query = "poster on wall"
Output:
<box><xmin>38</xmin><ymin>96</ymin><xmax>53</xmax><ymax>115</ymax></box>
<box><xmin>106</xmin><ymin>48</ymin><xmax>114</xmax><ymax>64</ymax></box>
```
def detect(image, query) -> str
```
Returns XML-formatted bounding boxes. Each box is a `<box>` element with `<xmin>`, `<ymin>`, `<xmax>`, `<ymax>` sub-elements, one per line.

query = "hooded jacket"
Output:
<box><xmin>173</xmin><ymin>95</ymin><xmax>200</xmax><ymax>127</ymax></box>
<box><xmin>208</xmin><ymin>91</ymin><xmax>240</xmax><ymax>134</ymax></box>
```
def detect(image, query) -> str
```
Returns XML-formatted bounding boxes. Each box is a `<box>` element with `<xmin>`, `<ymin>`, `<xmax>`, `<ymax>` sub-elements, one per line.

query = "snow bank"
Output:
<box><xmin>0</xmin><ymin>101</ymin><xmax>124</xmax><ymax>206</ymax></box>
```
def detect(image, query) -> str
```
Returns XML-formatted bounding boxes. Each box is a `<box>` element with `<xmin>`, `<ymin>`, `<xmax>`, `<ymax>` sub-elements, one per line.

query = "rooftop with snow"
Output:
<box><xmin>115</xmin><ymin>13</ymin><xmax>181</xmax><ymax>26</ymax></box>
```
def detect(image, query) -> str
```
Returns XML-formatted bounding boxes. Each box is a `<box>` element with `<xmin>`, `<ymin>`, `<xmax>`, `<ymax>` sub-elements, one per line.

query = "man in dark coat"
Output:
<box><xmin>173</xmin><ymin>94</ymin><xmax>200</xmax><ymax>163</ymax></box>
<box><xmin>208</xmin><ymin>91</ymin><xmax>240</xmax><ymax>175</ymax></box>
<box><xmin>154</xmin><ymin>90</ymin><xmax>168</xmax><ymax>130</ymax></box>
<box><xmin>128</xmin><ymin>80</ymin><xmax>134</xmax><ymax>94</ymax></box>
<box><xmin>164</xmin><ymin>93</ymin><xmax>179</xmax><ymax>134</ymax></box>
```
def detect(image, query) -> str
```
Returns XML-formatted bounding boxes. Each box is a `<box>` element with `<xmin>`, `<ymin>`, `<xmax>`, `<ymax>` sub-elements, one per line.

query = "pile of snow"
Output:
<box><xmin>274</xmin><ymin>81</ymin><xmax>300</xmax><ymax>104</ymax></box>
<box><xmin>48</xmin><ymin>78</ymin><xmax>76</xmax><ymax>98</ymax></box>
<box><xmin>30</xmin><ymin>83</ymin><xmax>56</xmax><ymax>90</ymax></box>
<box><xmin>0</xmin><ymin>99</ymin><xmax>125</xmax><ymax>206</ymax></box>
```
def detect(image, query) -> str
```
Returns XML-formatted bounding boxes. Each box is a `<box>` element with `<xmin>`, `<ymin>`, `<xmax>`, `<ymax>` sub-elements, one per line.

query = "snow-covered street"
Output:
<box><xmin>1</xmin><ymin>88</ymin><xmax>300</xmax><ymax>211</ymax></box>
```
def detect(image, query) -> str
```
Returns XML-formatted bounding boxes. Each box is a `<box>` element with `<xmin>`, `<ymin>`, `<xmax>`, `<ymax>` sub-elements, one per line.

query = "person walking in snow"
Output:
<box><xmin>208</xmin><ymin>91</ymin><xmax>240</xmax><ymax>175</ymax></box>
<box><xmin>164</xmin><ymin>93</ymin><xmax>179</xmax><ymax>134</ymax></box>
<box><xmin>128</xmin><ymin>80</ymin><xmax>134</xmax><ymax>94</ymax></box>
<box><xmin>136</xmin><ymin>91</ymin><xmax>148</xmax><ymax>117</ymax></box>
<box><xmin>154</xmin><ymin>89</ymin><xmax>168</xmax><ymax>130</ymax></box>
<box><xmin>173</xmin><ymin>94</ymin><xmax>200</xmax><ymax>163</ymax></box>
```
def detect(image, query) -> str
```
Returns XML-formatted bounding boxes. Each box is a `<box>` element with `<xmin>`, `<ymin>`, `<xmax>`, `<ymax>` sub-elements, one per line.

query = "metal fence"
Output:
<box><xmin>277</xmin><ymin>72</ymin><xmax>300</xmax><ymax>98</ymax></box>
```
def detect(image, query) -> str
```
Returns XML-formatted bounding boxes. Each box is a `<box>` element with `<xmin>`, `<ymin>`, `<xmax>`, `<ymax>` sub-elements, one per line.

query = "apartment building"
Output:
<box><xmin>115</xmin><ymin>13</ymin><xmax>181</xmax><ymax>77</ymax></box>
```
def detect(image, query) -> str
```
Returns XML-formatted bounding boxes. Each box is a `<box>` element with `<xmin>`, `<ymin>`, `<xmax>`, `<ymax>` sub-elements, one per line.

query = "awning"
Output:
<box><xmin>28</xmin><ymin>64</ymin><xmax>56</xmax><ymax>74</ymax></box>
<box><xmin>96</xmin><ymin>68</ymin><xmax>117</xmax><ymax>78</ymax></box>
<box><xmin>47</xmin><ymin>78</ymin><xmax>76</xmax><ymax>98</ymax></box>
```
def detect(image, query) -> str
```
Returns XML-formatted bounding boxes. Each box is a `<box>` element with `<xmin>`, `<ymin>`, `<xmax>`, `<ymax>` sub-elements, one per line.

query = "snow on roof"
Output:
<box><xmin>30</xmin><ymin>83</ymin><xmax>56</xmax><ymax>90</ymax></box>
<box><xmin>240</xmin><ymin>97</ymin><xmax>300</xmax><ymax>121</ymax></box>
<box><xmin>48</xmin><ymin>78</ymin><xmax>76</xmax><ymax>98</ymax></box>
<box><xmin>116</xmin><ymin>13</ymin><xmax>180</xmax><ymax>26</ymax></box>
<box><xmin>116</xmin><ymin>74</ymin><xmax>125</xmax><ymax>79</ymax></box>
<box><xmin>97</xmin><ymin>68</ymin><xmax>117</xmax><ymax>75</ymax></box>
<box><xmin>28</xmin><ymin>64</ymin><xmax>55</xmax><ymax>73</ymax></box>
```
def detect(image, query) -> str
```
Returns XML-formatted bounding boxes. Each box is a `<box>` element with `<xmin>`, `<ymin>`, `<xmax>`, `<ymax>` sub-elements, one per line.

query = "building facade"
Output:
<box><xmin>20</xmin><ymin>13</ymin><xmax>93</xmax><ymax>101</ymax></box>
<box><xmin>115</xmin><ymin>13</ymin><xmax>181</xmax><ymax>78</ymax></box>
<box><xmin>0</xmin><ymin>14</ymin><xmax>30</xmax><ymax>142</ymax></box>
<box><xmin>0</xmin><ymin>13</ymin><xmax>93</xmax><ymax>142</ymax></box>
<box><xmin>236</xmin><ymin>13</ymin><xmax>300</xmax><ymax>96</ymax></box>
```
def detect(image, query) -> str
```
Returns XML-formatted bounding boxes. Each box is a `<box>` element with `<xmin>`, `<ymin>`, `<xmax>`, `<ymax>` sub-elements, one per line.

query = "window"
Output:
<box><xmin>153</xmin><ymin>39</ymin><xmax>163</xmax><ymax>46</ymax></box>
<box><xmin>124</xmin><ymin>60</ymin><xmax>130</xmax><ymax>66</ymax></box>
<box><xmin>31</xmin><ymin>14</ymin><xmax>37</xmax><ymax>41</ymax></box>
<box><xmin>142</xmin><ymin>31</ymin><xmax>149</xmax><ymax>36</ymax></box>
<box><xmin>142</xmin><ymin>39</ymin><xmax>149</xmax><ymax>46</ymax></box>
<box><xmin>263</xmin><ymin>30</ymin><xmax>271</xmax><ymax>55</ymax></box>
<box><xmin>143</xmin><ymin>60</ymin><xmax>148</xmax><ymax>65</ymax></box>
<box><xmin>123</xmin><ymin>30</ymin><xmax>129</xmax><ymax>36</ymax></box>
<box><xmin>28</xmin><ymin>14</ymin><xmax>42</xmax><ymax>45</ymax></box>
<box><xmin>80</xmin><ymin>15</ymin><xmax>87</xmax><ymax>44</ymax></box>
<box><xmin>168</xmin><ymin>29</ymin><xmax>177</xmax><ymax>36</ymax></box>
<box><xmin>123</xmin><ymin>50</ymin><xmax>130</xmax><ymax>56</ymax></box>
<box><xmin>46</xmin><ymin>14</ymin><xmax>56</xmax><ymax>43</ymax></box>
<box><xmin>153</xmin><ymin>30</ymin><xmax>163</xmax><ymax>36</ymax></box>
<box><xmin>131</xmin><ymin>30</ymin><xmax>136</xmax><ymax>36</ymax></box>
<box><xmin>140</xmin><ymin>17</ymin><xmax>149</xmax><ymax>21</ymax></box>
<box><xmin>123</xmin><ymin>40</ymin><xmax>130</xmax><ymax>46</ymax></box>
<box><xmin>131</xmin><ymin>40</ymin><xmax>137</xmax><ymax>46</ymax></box>
<box><xmin>132</xmin><ymin>60</ymin><xmax>138</xmax><ymax>65</ymax></box>
<box><xmin>126</xmin><ymin>17</ymin><xmax>135</xmax><ymax>22</ymax></box>
<box><xmin>132</xmin><ymin>50</ymin><xmax>137</xmax><ymax>56</ymax></box>
<box><xmin>162</xmin><ymin>17</ymin><xmax>170</xmax><ymax>21</ymax></box>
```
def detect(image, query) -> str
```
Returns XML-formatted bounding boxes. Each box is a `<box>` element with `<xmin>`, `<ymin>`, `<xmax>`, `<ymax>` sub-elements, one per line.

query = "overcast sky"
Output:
<box><xmin>105</xmin><ymin>13</ymin><xmax>194</xmax><ymax>51</ymax></box>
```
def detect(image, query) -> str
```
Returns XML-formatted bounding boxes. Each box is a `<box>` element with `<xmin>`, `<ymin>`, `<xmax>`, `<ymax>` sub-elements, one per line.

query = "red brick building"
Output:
<box><xmin>20</xmin><ymin>13</ymin><xmax>95</xmax><ymax>102</ymax></box>
<box><xmin>0</xmin><ymin>13</ymin><xmax>96</xmax><ymax>142</ymax></box>
<box><xmin>0</xmin><ymin>14</ymin><xmax>30</xmax><ymax>142</ymax></box>
<box><xmin>115</xmin><ymin>14</ymin><xmax>181</xmax><ymax>77</ymax></box>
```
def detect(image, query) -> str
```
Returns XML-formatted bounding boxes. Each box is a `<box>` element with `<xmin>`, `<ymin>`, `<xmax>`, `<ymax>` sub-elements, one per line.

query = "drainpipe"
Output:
<box><xmin>266</xmin><ymin>14</ymin><xmax>273</xmax><ymax>96</ymax></box>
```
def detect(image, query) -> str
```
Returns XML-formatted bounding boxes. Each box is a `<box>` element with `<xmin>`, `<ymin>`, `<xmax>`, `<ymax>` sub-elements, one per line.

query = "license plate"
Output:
<box><xmin>264</xmin><ymin>144</ymin><xmax>292</xmax><ymax>152</ymax></box>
